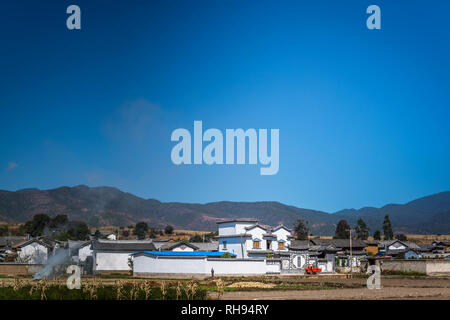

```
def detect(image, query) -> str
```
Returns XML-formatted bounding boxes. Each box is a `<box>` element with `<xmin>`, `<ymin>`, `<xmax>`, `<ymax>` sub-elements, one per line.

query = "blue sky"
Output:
<box><xmin>0</xmin><ymin>0</ymin><xmax>449</xmax><ymax>213</ymax></box>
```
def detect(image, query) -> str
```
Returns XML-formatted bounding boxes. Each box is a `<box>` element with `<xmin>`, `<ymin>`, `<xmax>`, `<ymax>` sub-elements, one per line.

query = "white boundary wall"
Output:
<box><xmin>133</xmin><ymin>254</ymin><xmax>280</xmax><ymax>275</ymax></box>
<box><xmin>94</xmin><ymin>251</ymin><xmax>131</xmax><ymax>272</ymax></box>
<box><xmin>382</xmin><ymin>259</ymin><xmax>450</xmax><ymax>275</ymax></box>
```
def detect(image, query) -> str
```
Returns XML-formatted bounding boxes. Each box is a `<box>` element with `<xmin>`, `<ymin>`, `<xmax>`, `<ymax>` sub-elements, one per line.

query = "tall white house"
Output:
<box><xmin>217</xmin><ymin>219</ymin><xmax>292</xmax><ymax>258</ymax></box>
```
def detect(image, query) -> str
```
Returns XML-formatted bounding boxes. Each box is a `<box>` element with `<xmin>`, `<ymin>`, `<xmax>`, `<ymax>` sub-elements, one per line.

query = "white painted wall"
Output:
<box><xmin>317</xmin><ymin>260</ymin><xmax>334</xmax><ymax>273</ymax></box>
<box><xmin>207</xmin><ymin>259</ymin><xmax>268</xmax><ymax>275</ymax></box>
<box><xmin>17</xmin><ymin>242</ymin><xmax>48</xmax><ymax>264</ymax></box>
<box><xmin>292</xmin><ymin>253</ymin><xmax>307</xmax><ymax>268</ymax></box>
<box><xmin>172</xmin><ymin>246</ymin><xmax>195</xmax><ymax>252</ymax></box>
<box><xmin>94</xmin><ymin>251</ymin><xmax>131</xmax><ymax>272</ymax></box>
<box><xmin>219</xmin><ymin>236</ymin><xmax>246</xmax><ymax>258</ymax></box>
<box><xmin>266</xmin><ymin>260</ymin><xmax>281</xmax><ymax>273</ymax></box>
<box><xmin>217</xmin><ymin>222</ymin><xmax>237</xmax><ymax>236</ymax></box>
<box><xmin>134</xmin><ymin>255</ymin><xmax>207</xmax><ymax>274</ymax></box>
<box><xmin>133</xmin><ymin>254</ymin><xmax>278</xmax><ymax>275</ymax></box>
<box><xmin>78</xmin><ymin>245</ymin><xmax>92</xmax><ymax>262</ymax></box>
<box><xmin>272</xmin><ymin>228</ymin><xmax>291</xmax><ymax>250</ymax></box>
<box><xmin>388</xmin><ymin>242</ymin><xmax>406</xmax><ymax>251</ymax></box>
<box><xmin>234</xmin><ymin>222</ymin><xmax>256</xmax><ymax>234</ymax></box>
<box><xmin>218</xmin><ymin>222</ymin><xmax>292</xmax><ymax>258</ymax></box>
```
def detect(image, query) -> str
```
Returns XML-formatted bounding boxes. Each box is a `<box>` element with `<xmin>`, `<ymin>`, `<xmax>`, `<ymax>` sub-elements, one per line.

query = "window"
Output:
<box><xmin>223</xmin><ymin>241</ymin><xmax>227</xmax><ymax>249</ymax></box>
<box><xmin>278</xmin><ymin>242</ymin><xmax>285</xmax><ymax>250</ymax></box>
<box><xmin>253</xmin><ymin>240</ymin><xmax>260</xmax><ymax>249</ymax></box>
<box><xmin>267</xmin><ymin>240</ymin><xmax>272</xmax><ymax>250</ymax></box>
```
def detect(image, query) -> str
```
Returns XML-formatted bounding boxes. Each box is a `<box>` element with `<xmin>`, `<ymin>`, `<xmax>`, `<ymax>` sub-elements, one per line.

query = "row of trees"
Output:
<box><xmin>294</xmin><ymin>214</ymin><xmax>398</xmax><ymax>240</ymax></box>
<box><xmin>18</xmin><ymin>214</ymin><xmax>90</xmax><ymax>241</ymax></box>
<box><xmin>132</xmin><ymin>222</ymin><xmax>175</xmax><ymax>239</ymax></box>
<box><xmin>131</xmin><ymin>222</ymin><xmax>217</xmax><ymax>242</ymax></box>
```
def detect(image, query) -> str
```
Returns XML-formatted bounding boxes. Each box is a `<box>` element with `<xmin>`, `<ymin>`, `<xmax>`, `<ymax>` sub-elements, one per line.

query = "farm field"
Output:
<box><xmin>214</xmin><ymin>276</ymin><xmax>450</xmax><ymax>300</ymax></box>
<box><xmin>1</xmin><ymin>274</ymin><xmax>449</xmax><ymax>300</ymax></box>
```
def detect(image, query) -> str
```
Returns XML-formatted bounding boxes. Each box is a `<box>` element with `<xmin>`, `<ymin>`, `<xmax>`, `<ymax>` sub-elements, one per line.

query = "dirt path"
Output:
<box><xmin>216</xmin><ymin>287</ymin><xmax>450</xmax><ymax>300</ymax></box>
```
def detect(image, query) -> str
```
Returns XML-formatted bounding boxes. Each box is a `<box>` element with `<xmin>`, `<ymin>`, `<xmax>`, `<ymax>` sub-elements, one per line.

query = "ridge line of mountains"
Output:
<box><xmin>0</xmin><ymin>185</ymin><xmax>449</xmax><ymax>235</ymax></box>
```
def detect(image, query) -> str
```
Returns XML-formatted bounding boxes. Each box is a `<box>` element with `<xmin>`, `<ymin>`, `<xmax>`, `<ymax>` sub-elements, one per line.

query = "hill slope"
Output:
<box><xmin>0</xmin><ymin>185</ymin><xmax>449</xmax><ymax>235</ymax></box>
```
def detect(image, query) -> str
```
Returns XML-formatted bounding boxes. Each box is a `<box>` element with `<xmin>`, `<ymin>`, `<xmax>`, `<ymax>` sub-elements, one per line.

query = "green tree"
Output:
<box><xmin>395</xmin><ymin>234</ymin><xmax>407</xmax><ymax>241</ymax></box>
<box><xmin>220</xmin><ymin>252</ymin><xmax>232</xmax><ymax>258</ymax></box>
<box><xmin>294</xmin><ymin>219</ymin><xmax>309</xmax><ymax>240</ymax></box>
<box><xmin>373</xmin><ymin>230</ymin><xmax>381</xmax><ymax>240</ymax></box>
<box><xmin>383</xmin><ymin>215</ymin><xmax>394</xmax><ymax>240</ymax></box>
<box><xmin>134</xmin><ymin>222</ymin><xmax>149</xmax><ymax>240</ymax></box>
<box><xmin>189</xmin><ymin>234</ymin><xmax>203</xmax><ymax>242</ymax></box>
<box><xmin>24</xmin><ymin>214</ymin><xmax>51</xmax><ymax>237</ymax></box>
<box><xmin>334</xmin><ymin>220</ymin><xmax>350</xmax><ymax>239</ymax></box>
<box><xmin>94</xmin><ymin>229</ymin><xmax>102</xmax><ymax>240</ymax></box>
<box><xmin>67</xmin><ymin>221</ymin><xmax>90</xmax><ymax>240</ymax></box>
<box><xmin>355</xmin><ymin>218</ymin><xmax>369</xmax><ymax>240</ymax></box>
<box><xmin>396</xmin><ymin>252</ymin><xmax>405</xmax><ymax>259</ymax></box>
<box><xmin>0</xmin><ymin>225</ymin><xmax>8</xmax><ymax>237</ymax></box>
<box><xmin>50</xmin><ymin>214</ymin><xmax>69</xmax><ymax>229</ymax></box>
<box><xmin>164</xmin><ymin>225</ymin><xmax>174</xmax><ymax>235</ymax></box>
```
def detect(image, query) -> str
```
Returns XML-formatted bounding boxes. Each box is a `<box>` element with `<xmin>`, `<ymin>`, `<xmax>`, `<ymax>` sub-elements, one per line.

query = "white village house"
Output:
<box><xmin>88</xmin><ymin>219</ymin><xmax>373</xmax><ymax>276</ymax></box>
<box><xmin>92</xmin><ymin>239</ymin><xmax>156</xmax><ymax>273</ymax></box>
<box><xmin>216</xmin><ymin>219</ymin><xmax>293</xmax><ymax>258</ymax></box>
<box><xmin>13</xmin><ymin>238</ymin><xmax>57</xmax><ymax>264</ymax></box>
<box><xmin>132</xmin><ymin>219</ymin><xmax>298</xmax><ymax>276</ymax></box>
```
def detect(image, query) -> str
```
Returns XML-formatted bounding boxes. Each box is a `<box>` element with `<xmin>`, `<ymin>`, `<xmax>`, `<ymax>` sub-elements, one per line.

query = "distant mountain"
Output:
<box><xmin>0</xmin><ymin>185</ymin><xmax>449</xmax><ymax>235</ymax></box>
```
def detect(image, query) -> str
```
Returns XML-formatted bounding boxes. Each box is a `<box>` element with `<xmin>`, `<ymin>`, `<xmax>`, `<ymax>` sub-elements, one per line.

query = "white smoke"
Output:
<box><xmin>33</xmin><ymin>247</ymin><xmax>76</xmax><ymax>280</ymax></box>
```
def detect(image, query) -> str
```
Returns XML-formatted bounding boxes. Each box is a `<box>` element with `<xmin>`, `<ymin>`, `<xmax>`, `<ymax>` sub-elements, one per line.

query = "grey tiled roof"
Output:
<box><xmin>190</xmin><ymin>242</ymin><xmax>219</xmax><ymax>251</ymax></box>
<box><xmin>0</xmin><ymin>236</ymin><xmax>26</xmax><ymax>248</ymax></box>
<box><xmin>289</xmin><ymin>240</ymin><xmax>311</xmax><ymax>250</ymax></box>
<box><xmin>68</xmin><ymin>240</ymin><xmax>91</xmax><ymax>249</ymax></box>
<box><xmin>161</xmin><ymin>241</ymin><xmax>198</xmax><ymax>251</ymax></box>
<box><xmin>13</xmin><ymin>238</ymin><xmax>54</xmax><ymax>249</ymax></box>
<box><xmin>272</xmin><ymin>225</ymin><xmax>293</xmax><ymax>233</ymax></box>
<box><xmin>310</xmin><ymin>239</ymin><xmax>367</xmax><ymax>248</ymax></box>
<box><xmin>378</xmin><ymin>240</ymin><xmax>421</xmax><ymax>250</ymax></box>
<box><xmin>92</xmin><ymin>239</ymin><xmax>156</xmax><ymax>251</ymax></box>
<box><xmin>245</xmin><ymin>224</ymin><xmax>268</xmax><ymax>231</ymax></box>
<box><xmin>262</xmin><ymin>233</ymin><xmax>277</xmax><ymax>238</ymax></box>
<box><xmin>216</xmin><ymin>219</ymin><xmax>259</xmax><ymax>224</ymax></box>
<box><xmin>216</xmin><ymin>233</ymin><xmax>253</xmax><ymax>238</ymax></box>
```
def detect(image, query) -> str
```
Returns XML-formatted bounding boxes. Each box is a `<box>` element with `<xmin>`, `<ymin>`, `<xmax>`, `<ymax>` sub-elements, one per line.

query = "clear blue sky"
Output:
<box><xmin>0</xmin><ymin>0</ymin><xmax>449</xmax><ymax>213</ymax></box>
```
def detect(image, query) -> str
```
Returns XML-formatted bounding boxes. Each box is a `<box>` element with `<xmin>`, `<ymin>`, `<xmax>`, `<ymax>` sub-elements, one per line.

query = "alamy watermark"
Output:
<box><xmin>171</xmin><ymin>121</ymin><xmax>279</xmax><ymax>175</ymax></box>
<box><xmin>366</xmin><ymin>265</ymin><xmax>381</xmax><ymax>289</ymax></box>
<box><xmin>66</xmin><ymin>265</ymin><xmax>81</xmax><ymax>289</ymax></box>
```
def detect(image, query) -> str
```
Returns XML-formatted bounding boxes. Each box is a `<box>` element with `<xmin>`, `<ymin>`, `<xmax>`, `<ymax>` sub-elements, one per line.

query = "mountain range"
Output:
<box><xmin>0</xmin><ymin>185</ymin><xmax>449</xmax><ymax>235</ymax></box>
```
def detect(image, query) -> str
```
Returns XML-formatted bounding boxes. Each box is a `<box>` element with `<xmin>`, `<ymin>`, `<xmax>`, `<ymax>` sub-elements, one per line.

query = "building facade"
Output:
<box><xmin>217</xmin><ymin>219</ymin><xmax>292</xmax><ymax>258</ymax></box>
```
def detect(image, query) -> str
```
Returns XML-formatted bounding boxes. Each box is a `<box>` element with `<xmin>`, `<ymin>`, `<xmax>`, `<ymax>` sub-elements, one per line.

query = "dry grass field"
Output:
<box><xmin>2</xmin><ymin>274</ymin><xmax>448</xmax><ymax>300</ymax></box>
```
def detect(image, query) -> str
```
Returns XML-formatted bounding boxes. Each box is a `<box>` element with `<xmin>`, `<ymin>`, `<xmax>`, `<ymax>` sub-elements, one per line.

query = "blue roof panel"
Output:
<box><xmin>133</xmin><ymin>251</ymin><xmax>236</xmax><ymax>257</ymax></box>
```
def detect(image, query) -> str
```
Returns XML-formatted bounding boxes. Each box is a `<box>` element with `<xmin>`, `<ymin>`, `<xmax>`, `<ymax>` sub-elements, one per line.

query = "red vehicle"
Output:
<box><xmin>304</xmin><ymin>264</ymin><xmax>322</xmax><ymax>274</ymax></box>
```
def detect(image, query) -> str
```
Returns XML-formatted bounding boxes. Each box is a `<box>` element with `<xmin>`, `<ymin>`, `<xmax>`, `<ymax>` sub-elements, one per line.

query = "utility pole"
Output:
<box><xmin>349</xmin><ymin>229</ymin><xmax>353</xmax><ymax>279</ymax></box>
<box><xmin>306</xmin><ymin>221</ymin><xmax>310</xmax><ymax>267</ymax></box>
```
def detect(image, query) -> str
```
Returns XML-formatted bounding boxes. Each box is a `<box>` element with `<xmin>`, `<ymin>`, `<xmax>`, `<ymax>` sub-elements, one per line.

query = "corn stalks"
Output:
<box><xmin>189</xmin><ymin>281</ymin><xmax>198</xmax><ymax>300</ymax></box>
<box><xmin>183</xmin><ymin>280</ymin><xmax>197</xmax><ymax>300</ymax></box>
<box><xmin>115</xmin><ymin>280</ymin><xmax>124</xmax><ymax>300</ymax></box>
<box><xmin>160</xmin><ymin>281</ymin><xmax>166</xmax><ymax>300</ymax></box>
<box><xmin>13</xmin><ymin>277</ymin><xmax>25</xmax><ymax>291</ymax></box>
<box><xmin>215</xmin><ymin>279</ymin><xmax>224</xmax><ymax>299</ymax></box>
<box><xmin>29</xmin><ymin>278</ymin><xmax>49</xmax><ymax>300</ymax></box>
<box><xmin>139</xmin><ymin>280</ymin><xmax>152</xmax><ymax>300</ymax></box>
<box><xmin>176</xmin><ymin>281</ymin><xmax>181</xmax><ymax>300</ymax></box>
<box><xmin>129</xmin><ymin>281</ymin><xmax>139</xmax><ymax>300</ymax></box>
<box><xmin>82</xmin><ymin>277</ymin><xmax>101</xmax><ymax>300</ymax></box>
